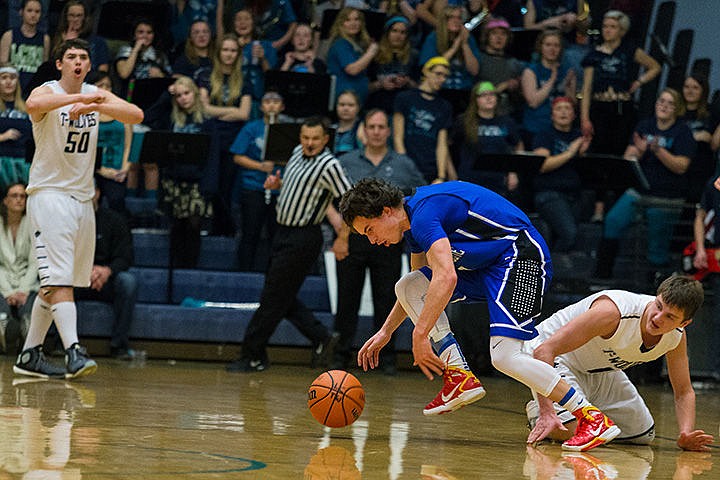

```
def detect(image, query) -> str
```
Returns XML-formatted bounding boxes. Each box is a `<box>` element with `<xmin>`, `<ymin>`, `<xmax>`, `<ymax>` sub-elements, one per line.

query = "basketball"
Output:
<box><xmin>308</xmin><ymin>370</ymin><xmax>365</xmax><ymax>428</ymax></box>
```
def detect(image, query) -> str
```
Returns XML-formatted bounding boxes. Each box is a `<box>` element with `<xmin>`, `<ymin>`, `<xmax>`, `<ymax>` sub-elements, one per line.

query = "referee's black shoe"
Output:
<box><xmin>311</xmin><ymin>332</ymin><xmax>340</xmax><ymax>368</ymax></box>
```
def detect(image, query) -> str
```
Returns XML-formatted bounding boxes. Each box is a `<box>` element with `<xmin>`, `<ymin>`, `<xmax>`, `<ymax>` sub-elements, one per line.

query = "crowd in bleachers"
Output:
<box><xmin>1</xmin><ymin>0</ymin><xmax>719</xmax><ymax>287</ymax></box>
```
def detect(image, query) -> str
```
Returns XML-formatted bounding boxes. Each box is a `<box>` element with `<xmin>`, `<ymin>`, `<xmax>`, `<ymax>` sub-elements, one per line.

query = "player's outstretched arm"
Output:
<box><xmin>358</xmin><ymin>300</ymin><xmax>408</xmax><ymax>371</ymax></box>
<box><xmin>92</xmin><ymin>90</ymin><xmax>144</xmax><ymax>125</ymax></box>
<box><xmin>666</xmin><ymin>335</ymin><xmax>715</xmax><ymax>451</ymax></box>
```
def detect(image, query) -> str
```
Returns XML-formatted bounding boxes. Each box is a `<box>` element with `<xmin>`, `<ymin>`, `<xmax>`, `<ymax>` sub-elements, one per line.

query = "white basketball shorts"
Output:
<box><xmin>27</xmin><ymin>191</ymin><xmax>95</xmax><ymax>288</ymax></box>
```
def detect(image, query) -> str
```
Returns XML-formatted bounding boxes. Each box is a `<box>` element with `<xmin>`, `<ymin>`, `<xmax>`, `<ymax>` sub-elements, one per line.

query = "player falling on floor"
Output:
<box><xmin>524</xmin><ymin>275</ymin><xmax>714</xmax><ymax>452</ymax></box>
<box><xmin>14</xmin><ymin>38</ymin><xmax>143</xmax><ymax>379</ymax></box>
<box><xmin>340</xmin><ymin>179</ymin><xmax>621</xmax><ymax>451</ymax></box>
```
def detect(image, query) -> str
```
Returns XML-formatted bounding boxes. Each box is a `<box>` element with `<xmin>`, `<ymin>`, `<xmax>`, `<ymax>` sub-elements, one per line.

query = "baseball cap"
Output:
<box><xmin>475</xmin><ymin>81</ymin><xmax>496</xmax><ymax>94</ymax></box>
<box><xmin>485</xmin><ymin>18</ymin><xmax>511</xmax><ymax>30</ymax></box>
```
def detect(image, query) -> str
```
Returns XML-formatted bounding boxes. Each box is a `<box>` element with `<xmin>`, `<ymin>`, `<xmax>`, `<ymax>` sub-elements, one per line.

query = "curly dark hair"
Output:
<box><xmin>339</xmin><ymin>178</ymin><xmax>404</xmax><ymax>227</ymax></box>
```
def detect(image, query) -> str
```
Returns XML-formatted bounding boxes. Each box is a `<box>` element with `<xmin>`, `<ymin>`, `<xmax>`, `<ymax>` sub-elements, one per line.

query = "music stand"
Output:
<box><xmin>320</xmin><ymin>9</ymin><xmax>387</xmax><ymax>41</ymax></box>
<box><xmin>129</xmin><ymin>77</ymin><xmax>175</xmax><ymax>111</ymax></box>
<box><xmin>472</xmin><ymin>152</ymin><xmax>545</xmax><ymax>175</ymax></box>
<box><xmin>263</xmin><ymin>123</ymin><xmax>336</xmax><ymax>165</ymax></box>
<box><xmin>138</xmin><ymin>130</ymin><xmax>211</xmax><ymax>167</ymax></box>
<box><xmin>572</xmin><ymin>154</ymin><xmax>650</xmax><ymax>191</ymax></box>
<box><xmin>263</xmin><ymin>71</ymin><xmax>333</xmax><ymax>118</ymax></box>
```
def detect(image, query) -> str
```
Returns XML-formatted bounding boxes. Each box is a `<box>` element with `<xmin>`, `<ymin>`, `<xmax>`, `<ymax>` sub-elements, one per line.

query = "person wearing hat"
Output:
<box><xmin>477</xmin><ymin>17</ymin><xmax>524</xmax><ymax>117</ymax></box>
<box><xmin>229</xmin><ymin>89</ymin><xmax>288</xmax><ymax>272</ymax></box>
<box><xmin>366</xmin><ymin>16</ymin><xmax>418</xmax><ymax>114</ymax></box>
<box><xmin>393</xmin><ymin>56</ymin><xmax>453</xmax><ymax>184</ymax></box>
<box><xmin>453</xmin><ymin>80</ymin><xmax>523</xmax><ymax>197</ymax></box>
<box><xmin>531</xmin><ymin>96</ymin><xmax>588</xmax><ymax>267</ymax></box>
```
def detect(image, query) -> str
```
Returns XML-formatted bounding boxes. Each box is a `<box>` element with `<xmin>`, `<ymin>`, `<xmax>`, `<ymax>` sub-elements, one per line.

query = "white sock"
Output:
<box><xmin>52</xmin><ymin>302</ymin><xmax>79</xmax><ymax>349</ymax></box>
<box><xmin>558</xmin><ymin>387</ymin><xmax>591</xmax><ymax>414</ymax></box>
<box><xmin>395</xmin><ymin>271</ymin><xmax>469</xmax><ymax>370</ymax></box>
<box><xmin>23</xmin><ymin>295</ymin><xmax>54</xmax><ymax>350</ymax></box>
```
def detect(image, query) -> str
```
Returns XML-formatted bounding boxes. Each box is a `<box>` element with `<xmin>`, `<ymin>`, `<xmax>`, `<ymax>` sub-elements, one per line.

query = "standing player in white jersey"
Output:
<box><xmin>14</xmin><ymin>38</ymin><xmax>143</xmax><ymax>379</ymax></box>
<box><xmin>525</xmin><ymin>275</ymin><xmax>715</xmax><ymax>451</ymax></box>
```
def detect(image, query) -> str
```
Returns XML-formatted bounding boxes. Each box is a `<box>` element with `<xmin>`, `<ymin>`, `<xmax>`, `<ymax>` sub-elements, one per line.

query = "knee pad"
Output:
<box><xmin>490</xmin><ymin>336</ymin><xmax>561</xmax><ymax>397</ymax></box>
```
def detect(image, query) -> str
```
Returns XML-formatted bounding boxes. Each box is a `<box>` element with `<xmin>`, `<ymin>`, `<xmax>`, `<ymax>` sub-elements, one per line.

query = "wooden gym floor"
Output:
<box><xmin>0</xmin><ymin>356</ymin><xmax>717</xmax><ymax>479</ymax></box>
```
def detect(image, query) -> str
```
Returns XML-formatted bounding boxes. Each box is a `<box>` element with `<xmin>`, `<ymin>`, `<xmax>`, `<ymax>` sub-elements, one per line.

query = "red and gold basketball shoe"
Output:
<box><xmin>423</xmin><ymin>366</ymin><xmax>486</xmax><ymax>416</ymax></box>
<box><xmin>562</xmin><ymin>406</ymin><xmax>621</xmax><ymax>452</ymax></box>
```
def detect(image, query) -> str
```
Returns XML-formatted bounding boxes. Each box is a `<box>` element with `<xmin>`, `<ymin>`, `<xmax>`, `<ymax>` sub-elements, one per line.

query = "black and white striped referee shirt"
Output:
<box><xmin>276</xmin><ymin>145</ymin><xmax>352</xmax><ymax>227</ymax></box>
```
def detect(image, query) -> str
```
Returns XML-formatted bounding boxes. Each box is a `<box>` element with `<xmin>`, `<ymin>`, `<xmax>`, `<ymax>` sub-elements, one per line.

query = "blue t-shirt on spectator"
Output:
<box><xmin>635</xmin><ymin>117</ymin><xmax>696</xmax><ymax>199</ymax></box>
<box><xmin>531</xmin><ymin>126</ymin><xmax>582</xmax><ymax>193</ymax></box>
<box><xmin>581</xmin><ymin>39</ymin><xmax>637</xmax><ymax>94</ymax></box>
<box><xmin>327</xmin><ymin>38</ymin><xmax>371</xmax><ymax>103</ymax></box>
<box><xmin>419</xmin><ymin>33</ymin><xmax>481</xmax><ymax>91</ymax></box>
<box><xmin>522</xmin><ymin>61</ymin><xmax>571</xmax><ymax>135</ymax></box>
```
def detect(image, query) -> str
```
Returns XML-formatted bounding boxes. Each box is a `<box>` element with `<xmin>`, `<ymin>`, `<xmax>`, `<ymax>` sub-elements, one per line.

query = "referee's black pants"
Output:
<box><xmin>241</xmin><ymin>224</ymin><xmax>331</xmax><ymax>361</ymax></box>
<box><xmin>333</xmin><ymin>235</ymin><xmax>402</xmax><ymax>368</ymax></box>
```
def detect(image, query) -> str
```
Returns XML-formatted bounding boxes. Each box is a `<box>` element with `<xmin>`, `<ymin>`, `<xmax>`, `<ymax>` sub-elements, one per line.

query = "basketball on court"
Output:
<box><xmin>308</xmin><ymin>370</ymin><xmax>365</xmax><ymax>428</ymax></box>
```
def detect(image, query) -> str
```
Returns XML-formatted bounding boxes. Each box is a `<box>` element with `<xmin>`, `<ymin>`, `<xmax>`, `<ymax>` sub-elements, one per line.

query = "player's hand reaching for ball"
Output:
<box><xmin>357</xmin><ymin>329</ymin><xmax>391</xmax><ymax>371</ymax></box>
<box><xmin>412</xmin><ymin>332</ymin><xmax>444</xmax><ymax>380</ymax></box>
<box><xmin>527</xmin><ymin>411</ymin><xmax>567</xmax><ymax>445</ymax></box>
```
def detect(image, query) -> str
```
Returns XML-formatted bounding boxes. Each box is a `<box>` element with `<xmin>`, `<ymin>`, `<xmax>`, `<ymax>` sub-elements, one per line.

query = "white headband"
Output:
<box><xmin>0</xmin><ymin>66</ymin><xmax>18</xmax><ymax>75</ymax></box>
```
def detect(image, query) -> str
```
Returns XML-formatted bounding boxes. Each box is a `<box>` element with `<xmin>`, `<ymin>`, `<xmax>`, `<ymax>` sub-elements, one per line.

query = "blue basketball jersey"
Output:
<box><xmin>404</xmin><ymin>181</ymin><xmax>537</xmax><ymax>270</ymax></box>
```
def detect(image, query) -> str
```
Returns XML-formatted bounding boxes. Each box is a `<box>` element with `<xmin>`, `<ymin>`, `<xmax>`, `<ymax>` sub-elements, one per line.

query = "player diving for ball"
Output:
<box><xmin>524</xmin><ymin>275</ymin><xmax>714</xmax><ymax>451</ymax></box>
<box><xmin>340</xmin><ymin>178</ymin><xmax>621</xmax><ymax>451</ymax></box>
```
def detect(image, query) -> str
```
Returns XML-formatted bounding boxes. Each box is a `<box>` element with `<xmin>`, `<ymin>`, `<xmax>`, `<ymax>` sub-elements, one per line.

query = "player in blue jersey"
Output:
<box><xmin>340</xmin><ymin>179</ymin><xmax>620</xmax><ymax>451</ymax></box>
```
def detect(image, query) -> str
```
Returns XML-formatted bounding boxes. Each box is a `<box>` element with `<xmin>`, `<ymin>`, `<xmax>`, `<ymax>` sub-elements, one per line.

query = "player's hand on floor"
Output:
<box><xmin>527</xmin><ymin>412</ymin><xmax>567</xmax><ymax>445</ymax></box>
<box><xmin>677</xmin><ymin>430</ymin><xmax>714</xmax><ymax>451</ymax></box>
<box><xmin>411</xmin><ymin>335</ymin><xmax>444</xmax><ymax>380</ymax></box>
<box><xmin>357</xmin><ymin>330</ymin><xmax>390</xmax><ymax>371</ymax></box>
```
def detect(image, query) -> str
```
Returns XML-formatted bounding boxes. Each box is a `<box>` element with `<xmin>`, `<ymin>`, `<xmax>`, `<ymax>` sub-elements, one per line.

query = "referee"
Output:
<box><xmin>227</xmin><ymin>117</ymin><xmax>352</xmax><ymax>372</ymax></box>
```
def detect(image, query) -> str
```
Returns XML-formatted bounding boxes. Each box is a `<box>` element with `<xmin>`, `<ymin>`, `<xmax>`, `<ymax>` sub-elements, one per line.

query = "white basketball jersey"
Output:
<box><xmin>531</xmin><ymin>290</ymin><xmax>684</xmax><ymax>373</ymax></box>
<box><xmin>26</xmin><ymin>81</ymin><xmax>99</xmax><ymax>201</ymax></box>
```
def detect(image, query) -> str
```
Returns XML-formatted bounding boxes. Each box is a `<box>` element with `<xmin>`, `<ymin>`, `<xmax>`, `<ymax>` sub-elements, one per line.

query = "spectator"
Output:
<box><xmin>522</xmin><ymin>0</ymin><xmax>581</xmax><ymax>33</ymax></box>
<box><xmin>326</xmin><ymin>7</ymin><xmax>379</xmax><ymax>104</ymax></box>
<box><xmin>681</xmin><ymin>74</ymin><xmax>720</xmax><ymax>203</ymax></box>
<box><xmin>594</xmin><ymin>88</ymin><xmax>696</xmax><ymax>283</ymax></box>
<box><xmin>172</xmin><ymin>19</ymin><xmax>214</xmax><ymax>80</ymax></box>
<box><xmin>0</xmin><ymin>0</ymin><xmax>50</xmax><ymax>92</ymax></box>
<box><xmin>51</xmin><ymin>0</ymin><xmax>110</xmax><ymax>72</ymax></box>
<box><xmin>452</xmin><ymin>81</ymin><xmax>523</xmax><ymax>196</ymax></box>
<box><xmin>170</xmin><ymin>0</ymin><xmax>218</xmax><ymax>46</ymax></box>
<box><xmin>476</xmin><ymin>17</ymin><xmax>524</xmax><ymax>117</ymax></box>
<box><xmin>416</xmin><ymin>0</ymin><xmax>486</xmax><ymax>29</ymax></box>
<box><xmin>0</xmin><ymin>63</ymin><xmax>31</xmax><ymax>190</ymax></box>
<box><xmin>279</xmin><ymin>23</ymin><xmax>326</xmax><ymax>74</ymax></box>
<box><xmin>198</xmin><ymin>33</ymin><xmax>252</xmax><ymax>237</ymax></box>
<box><xmin>218</xmin><ymin>0</ymin><xmax>297</xmax><ymax>51</ymax></box>
<box><xmin>419</xmin><ymin>6</ymin><xmax>480</xmax><ymax>93</ymax></box>
<box><xmin>520</xmin><ymin>28</ymin><xmax>575</xmax><ymax>147</ymax></box>
<box><xmin>91</xmin><ymin>71</ymin><xmax>132</xmax><ymax>214</ymax></box>
<box><xmin>226</xmin><ymin>116</ymin><xmax>352</xmax><ymax>372</ymax></box>
<box><xmin>692</xmin><ymin>175</ymin><xmax>720</xmax><ymax>382</ymax></box>
<box><xmin>229</xmin><ymin>90</ymin><xmax>285</xmax><ymax>272</ymax></box>
<box><xmin>115</xmin><ymin>17</ymin><xmax>172</xmax><ymax>88</ymax></box>
<box><xmin>331</xmin><ymin>109</ymin><xmax>425</xmax><ymax>373</ymax></box>
<box><xmin>234</xmin><ymin>8</ymin><xmax>278</xmax><ymax>118</ymax></box>
<box><xmin>531</xmin><ymin>96</ymin><xmax>588</xmax><ymax>264</ymax></box>
<box><xmin>393</xmin><ymin>56</ymin><xmax>453</xmax><ymax>183</ymax></box>
<box><xmin>366</xmin><ymin>16</ymin><xmax>418</xmax><ymax>114</ymax></box>
<box><xmin>7</xmin><ymin>0</ymin><xmax>49</xmax><ymax>33</ymax></box>
<box><xmin>580</xmin><ymin>9</ymin><xmax>660</xmax><ymax>222</ymax></box>
<box><xmin>333</xmin><ymin>90</ymin><xmax>362</xmax><ymax>156</ymax></box>
<box><xmin>74</xmin><ymin>185</ymin><xmax>141</xmax><ymax>360</ymax></box>
<box><xmin>0</xmin><ymin>182</ymin><xmax>37</xmax><ymax>354</ymax></box>
<box><xmin>145</xmin><ymin>76</ymin><xmax>218</xmax><ymax>269</ymax></box>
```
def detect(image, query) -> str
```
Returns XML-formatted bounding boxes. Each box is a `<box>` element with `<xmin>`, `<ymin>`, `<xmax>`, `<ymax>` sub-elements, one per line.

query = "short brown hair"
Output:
<box><xmin>657</xmin><ymin>275</ymin><xmax>704</xmax><ymax>320</ymax></box>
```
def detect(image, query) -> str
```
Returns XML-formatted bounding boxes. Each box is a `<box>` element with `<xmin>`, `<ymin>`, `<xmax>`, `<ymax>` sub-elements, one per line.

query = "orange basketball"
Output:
<box><xmin>308</xmin><ymin>370</ymin><xmax>365</xmax><ymax>428</ymax></box>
